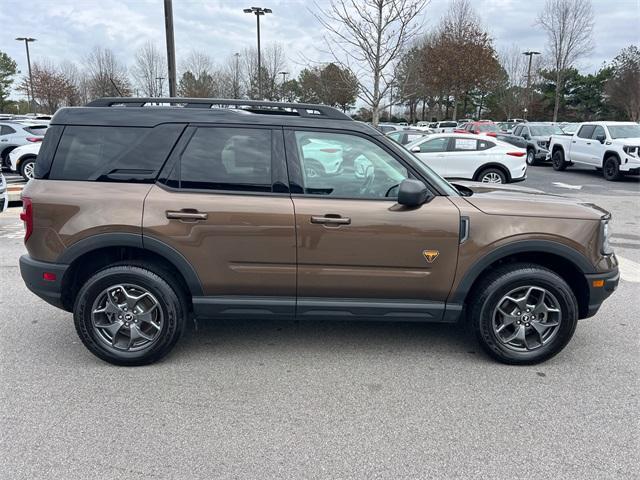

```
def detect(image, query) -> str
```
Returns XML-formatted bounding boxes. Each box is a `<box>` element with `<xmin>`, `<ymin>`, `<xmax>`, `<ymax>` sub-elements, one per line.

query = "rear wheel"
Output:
<box><xmin>20</xmin><ymin>158</ymin><xmax>35</xmax><ymax>181</ymax></box>
<box><xmin>74</xmin><ymin>265</ymin><xmax>186</xmax><ymax>366</ymax></box>
<box><xmin>552</xmin><ymin>150</ymin><xmax>567</xmax><ymax>171</ymax></box>
<box><xmin>603</xmin><ymin>155</ymin><xmax>622</xmax><ymax>181</ymax></box>
<box><xmin>477</xmin><ymin>167</ymin><xmax>506</xmax><ymax>184</ymax></box>
<box><xmin>468</xmin><ymin>263</ymin><xmax>578</xmax><ymax>365</ymax></box>
<box><xmin>526</xmin><ymin>149</ymin><xmax>538</xmax><ymax>166</ymax></box>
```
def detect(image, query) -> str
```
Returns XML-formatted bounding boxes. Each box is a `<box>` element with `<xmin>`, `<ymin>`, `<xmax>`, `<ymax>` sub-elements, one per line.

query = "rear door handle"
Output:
<box><xmin>166</xmin><ymin>210</ymin><xmax>208</xmax><ymax>221</ymax></box>
<box><xmin>586</xmin><ymin>142</ymin><xmax>591</xmax><ymax>145</ymax></box>
<box><xmin>310</xmin><ymin>215</ymin><xmax>351</xmax><ymax>225</ymax></box>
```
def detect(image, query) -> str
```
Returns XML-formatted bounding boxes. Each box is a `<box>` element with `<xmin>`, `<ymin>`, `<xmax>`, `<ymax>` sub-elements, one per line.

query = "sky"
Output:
<box><xmin>1</xmin><ymin>0</ymin><xmax>639</xmax><ymax>99</ymax></box>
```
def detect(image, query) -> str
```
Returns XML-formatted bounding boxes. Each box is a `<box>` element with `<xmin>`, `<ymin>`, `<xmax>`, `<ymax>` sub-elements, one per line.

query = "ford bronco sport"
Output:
<box><xmin>19</xmin><ymin>98</ymin><xmax>619</xmax><ymax>366</ymax></box>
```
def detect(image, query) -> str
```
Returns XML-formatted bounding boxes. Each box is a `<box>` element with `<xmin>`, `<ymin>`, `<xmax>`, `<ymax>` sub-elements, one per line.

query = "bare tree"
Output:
<box><xmin>132</xmin><ymin>42</ymin><xmax>166</xmax><ymax>97</ymax></box>
<box><xmin>178</xmin><ymin>50</ymin><xmax>234</xmax><ymax>98</ymax></box>
<box><xmin>242</xmin><ymin>44</ymin><xmax>287</xmax><ymax>100</ymax></box>
<box><xmin>85</xmin><ymin>46</ymin><xmax>131</xmax><ymax>98</ymax></box>
<box><xmin>314</xmin><ymin>0</ymin><xmax>428</xmax><ymax>125</ymax></box>
<box><xmin>17</xmin><ymin>60</ymin><xmax>77</xmax><ymax>113</ymax></box>
<box><xmin>537</xmin><ymin>0</ymin><xmax>594</xmax><ymax>121</ymax></box>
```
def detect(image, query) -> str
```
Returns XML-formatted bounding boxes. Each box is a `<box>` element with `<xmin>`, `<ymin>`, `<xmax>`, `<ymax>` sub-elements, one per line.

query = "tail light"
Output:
<box><xmin>486</xmin><ymin>132</ymin><xmax>497</xmax><ymax>137</ymax></box>
<box><xmin>26</xmin><ymin>137</ymin><xmax>43</xmax><ymax>143</ymax></box>
<box><xmin>507</xmin><ymin>152</ymin><xmax>526</xmax><ymax>157</ymax></box>
<box><xmin>20</xmin><ymin>197</ymin><xmax>33</xmax><ymax>242</ymax></box>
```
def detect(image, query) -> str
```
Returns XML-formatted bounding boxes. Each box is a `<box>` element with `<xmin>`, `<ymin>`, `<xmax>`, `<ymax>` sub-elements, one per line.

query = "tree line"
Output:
<box><xmin>0</xmin><ymin>0</ymin><xmax>638</xmax><ymax>123</ymax></box>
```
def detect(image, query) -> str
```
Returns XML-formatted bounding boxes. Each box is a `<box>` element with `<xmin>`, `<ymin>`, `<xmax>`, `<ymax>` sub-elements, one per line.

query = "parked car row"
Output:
<box><xmin>0</xmin><ymin>171</ymin><xmax>7</xmax><ymax>212</ymax></box>
<box><xmin>1</xmin><ymin>119</ymin><xmax>49</xmax><ymax>180</ymax></box>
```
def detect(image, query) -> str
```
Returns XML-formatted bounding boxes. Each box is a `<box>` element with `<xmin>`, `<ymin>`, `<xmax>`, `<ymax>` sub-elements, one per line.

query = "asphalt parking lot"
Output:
<box><xmin>1</xmin><ymin>166</ymin><xmax>638</xmax><ymax>479</ymax></box>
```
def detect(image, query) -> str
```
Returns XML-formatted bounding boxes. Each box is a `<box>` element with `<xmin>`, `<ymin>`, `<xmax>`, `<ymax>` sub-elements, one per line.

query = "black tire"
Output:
<box><xmin>602</xmin><ymin>155</ymin><xmax>622</xmax><ymax>181</ymax></box>
<box><xmin>552</xmin><ymin>150</ymin><xmax>567</xmax><ymax>171</ymax></box>
<box><xmin>526</xmin><ymin>148</ymin><xmax>538</xmax><ymax>166</ymax></box>
<box><xmin>20</xmin><ymin>158</ymin><xmax>35</xmax><ymax>181</ymax></box>
<box><xmin>468</xmin><ymin>263</ymin><xmax>578</xmax><ymax>365</ymax></box>
<box><xmin>476</xmin><ymin>167</ymin><xmax>507</xmax><ymax>184</ymax></box>
<box><xmin>73</xmin><ymin>265</ymin><xmax>187</xmax><ymax>366</ymax></box>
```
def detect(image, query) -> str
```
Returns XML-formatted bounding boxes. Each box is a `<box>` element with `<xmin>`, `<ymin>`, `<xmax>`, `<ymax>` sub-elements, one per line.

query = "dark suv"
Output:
<box><xmin>19</xmin><ymin>98</ymin><xmax>619</xmax><ymax>366</ymax></box>
<box><xmin>512</xmin><ymin>123</ymin><xmax>565</xmax><ymax>166</ymax></box>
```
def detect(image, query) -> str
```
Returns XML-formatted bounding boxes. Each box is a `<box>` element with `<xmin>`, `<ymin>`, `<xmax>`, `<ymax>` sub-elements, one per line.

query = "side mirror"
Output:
<box><xmin>398</xmin><ymin>179</ymin><xmax>431</xmax><ymax>207</ymax></box>
<box><xmin>410</xmin><ymin>145</ymin><xmax>421</xmax><ymax>153</ymax></box>
<box><xmin>596</xmin><ymin>134</ymin><xmax>606</xmax><ymax>144</ymax></box>
<box><xmin>522</xmin><ymin>133</ymin><xmax>530</xmax><ymax>140</ymax></box>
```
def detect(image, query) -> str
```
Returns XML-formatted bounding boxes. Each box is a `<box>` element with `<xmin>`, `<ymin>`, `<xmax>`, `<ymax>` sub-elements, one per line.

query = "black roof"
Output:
<box><xmin>52</xmin><ymin>97</ymin><xmax>379</xmax><ymax>136</ymax></box>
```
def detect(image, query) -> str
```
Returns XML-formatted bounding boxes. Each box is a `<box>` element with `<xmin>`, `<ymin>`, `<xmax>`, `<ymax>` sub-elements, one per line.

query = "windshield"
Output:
<box><xmin>561</xmin><ymin>124</ymin><xmax>578</xmax><ymax>134</ymax></box>
<box><xmin>477</xmin><ymin>124</ymin><xmax>499</xmax><ymax>132</ymax></box>
<box><xmin>530</xmin><ymin>125</ymin><xmax>564</xmax><ymax>136</ymax></box>
<box><xmin>608</xmin><ymin>125</ymin><xmax>640</xmax><ymax>139</ymax></box>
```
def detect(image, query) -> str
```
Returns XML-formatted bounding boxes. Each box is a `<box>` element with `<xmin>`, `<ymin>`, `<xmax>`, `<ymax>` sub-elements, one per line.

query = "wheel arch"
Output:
<box><xmin>17</xmin><ymin>154</ymin><xmax>36</xmax><ymax>170</ymax></box>
<box><xmin>602</xmin><ymin>150</ymin><xmax>620</xmax><ymax>166</ymax></box>
<box><xmin>58</xmin><ymin>233</ymin><xmax>203</xmax><ymax>311</ymax></box>
<box><xmin>451</xmin><ymin>240</ymin><xmax>593</xmax><ymax>319</ymax></box>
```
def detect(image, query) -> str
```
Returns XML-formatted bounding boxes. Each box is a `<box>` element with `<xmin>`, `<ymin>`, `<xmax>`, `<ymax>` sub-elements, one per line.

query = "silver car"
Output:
<box><xmin>0</xmin><ymin>122</ymin><xmax>47</xmax><ymax>169</ymax></box>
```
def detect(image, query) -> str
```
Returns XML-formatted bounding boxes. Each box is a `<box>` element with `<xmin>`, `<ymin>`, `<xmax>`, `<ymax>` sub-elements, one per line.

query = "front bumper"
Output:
<box><xmin>20</xmin><ymin>255</ymin><xmax>69</xmax><ymax>310</ymax></box>
<box><xmin>584</xmin><ymin>267</ymin><xmax>619</xmax><ymax>318</ymax></box>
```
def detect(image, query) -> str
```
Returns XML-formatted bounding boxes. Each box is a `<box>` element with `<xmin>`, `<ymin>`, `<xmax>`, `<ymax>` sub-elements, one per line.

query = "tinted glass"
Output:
<box><xmin>0</xmin><ymin>125</ymin><xmax>16</xmax><ymax>135</ymax></box>
<box><xmin>512</xmin><ymin>125</ymin><xmax>522</xmax><ymax>136</ymax></box>
<box><xmin>591</xmin><ymin>126</ymin><xmax>606</xmax><ymax>139</ymax></box>
<box><xmin>180</xmin><ymin>127</ymin><xmax>271</xmax><ymax>191</ymax></box>
<box><xmin>577</xmin><ymin>125</ymin><xmax>595</xmax><ymax>138</ymax></box>
<box><xmin>50</xmin><ymin>124</ymin><xmax>184</xmax><ymax>182</ymax></box>
<box><xmin>477</xmin><ymin>124</ymin><xmax>499</xmax><ymax>133</ymax></box>
<box><xmin>24</xmin><ymin>125</ymin><xmax>48</xmax><ymax>136</ymax></box>
<box><xmin>419</xmin><ymin>137</ymin><xmax>449</xmax><ymax>153</ymax></box>
<box><xmin>477</xmin><ymin>139</ymin><xmax>495</xmax><ymax>150</ymax></box>
<box><xmin>439</xmin><ymin>122</ymin><xmax>457</xmax><ymax>128</ymax></box>
<box><xmin>294</xmin><ymin>131</ymin><xmax>407</xmax><ymax>199</ymax></box>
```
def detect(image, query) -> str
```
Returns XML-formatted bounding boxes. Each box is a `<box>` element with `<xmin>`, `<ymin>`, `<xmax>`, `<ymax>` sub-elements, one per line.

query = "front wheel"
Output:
<box><xmin>74</xmin><ymin>265</ymin><xmax>186</xmax><ymax>366</ymax></box>
<box><xmin>603</xmin><ymin>156</ymin><xmax>622</xmax><ymax>181</ymax></box>
<box><xmin>468</xmin><ymin>263</ymin><xmax>578</xmax><ymax>365</ymax></box>
<box><xmin>526</xmin><ymin>149</ymin><xmax>538</xmax><ymax>166</ymax></box>
<box><xmin>552</xmin><ymin>150</ymin><xmax>568</xmax><ymax>171</ymax></box>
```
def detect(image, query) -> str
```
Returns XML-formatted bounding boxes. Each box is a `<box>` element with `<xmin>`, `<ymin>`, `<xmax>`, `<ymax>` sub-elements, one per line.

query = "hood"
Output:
<box><xmin>611</xmin><ymin>136</ymin><xmax>640</xmax><ymax>146</ymax></box>
<box><xmin>452</xmin><ymin>181</ymin><xmax>609</xmax><ymax>220</ymax></box>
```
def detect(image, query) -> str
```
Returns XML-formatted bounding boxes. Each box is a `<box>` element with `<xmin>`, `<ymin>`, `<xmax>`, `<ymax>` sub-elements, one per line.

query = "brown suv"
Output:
<box><xmin>19</xmin><ymin>98</ymin><xmax>619</xmax><ymax>366</ymax></box>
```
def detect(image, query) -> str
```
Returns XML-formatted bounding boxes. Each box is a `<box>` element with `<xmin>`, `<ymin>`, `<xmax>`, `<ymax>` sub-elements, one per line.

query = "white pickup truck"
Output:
<box><xmin>547</xmin><ymin>121</ymin><xmax>640</xmax><ymax>181</ymax></box>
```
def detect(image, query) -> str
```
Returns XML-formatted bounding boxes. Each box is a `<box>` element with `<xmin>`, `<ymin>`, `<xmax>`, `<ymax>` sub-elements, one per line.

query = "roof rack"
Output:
<box><xmin>85</xmin><ymin>97</ymin><xmax>352</xmax><ymax>120</ymax></box>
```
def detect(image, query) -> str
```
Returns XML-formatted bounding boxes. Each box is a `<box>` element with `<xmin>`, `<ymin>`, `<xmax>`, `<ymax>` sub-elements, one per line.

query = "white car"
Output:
<box><xmin>300</xmin><ymin>137</ymin><xmax>344</xmax><ymax>177</ymax></box>
<box><xmin>433</xmin><ymin>121</ymin><xmax>459</xmax><ymax>133</ymax></box>
<box><xmin>406</xmin><ymin>133</ymin><xmax>527</xmax><ymax>184</ymax></box>
<box><xmin>9</xmin><ymin>141</ymin><xmax>41</xmax><ymax>181</ymax></box>
<box><xmin>547</xmin><ymin>121</ymin><xmax>640</xmax><ymax>181</ymax></box>
<box><xmin>0</xmin><ymin>172</ymin><xmax>7</xmax><ymax>212</ymax></box>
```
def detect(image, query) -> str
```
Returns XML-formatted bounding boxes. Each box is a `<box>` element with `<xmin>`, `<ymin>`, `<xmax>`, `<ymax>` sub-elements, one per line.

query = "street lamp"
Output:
<box><xmin>522</xmin><ymin>50</ymin><xmax>541</xmax><ymax>120</ymax></box>
<box><xmin>279</xmin><ymin>71</ymin><xmax>289</xmax><ymax>101</ymax></box>
<box><xmin>243</xmin><ymin>7</ymin><xmax>272</xmax><ymax>99</ymax></box>
<box><xmin>15</xmin><ymin>37</ymin><xmax>36</xmax><ymax>113</ymax></box>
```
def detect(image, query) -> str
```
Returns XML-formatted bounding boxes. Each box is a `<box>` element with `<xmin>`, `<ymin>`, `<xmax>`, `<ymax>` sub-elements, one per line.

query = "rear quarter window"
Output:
<box><xmin>49</xmin><ymin>124</ymin><xmax>184</xmax><ymax>182</ymax></box>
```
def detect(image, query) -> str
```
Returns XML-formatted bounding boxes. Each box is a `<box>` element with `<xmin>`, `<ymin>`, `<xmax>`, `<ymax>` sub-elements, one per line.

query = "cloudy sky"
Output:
<box><xmin>1</xmin><ymin>0</ymin><xmax>638</xmax><ymax>98</ymax></box>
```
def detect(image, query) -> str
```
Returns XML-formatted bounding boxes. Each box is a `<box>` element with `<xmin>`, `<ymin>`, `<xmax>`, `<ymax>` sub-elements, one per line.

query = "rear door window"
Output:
<box><xmin>178</xmin><ymin>127</ymin><xmax>272</xmax><ymax>192</ymax></box>
<box><xmin>49</xmin><ymin>124</ymin><xmax>184</xmax><ymax>182</ymax></box>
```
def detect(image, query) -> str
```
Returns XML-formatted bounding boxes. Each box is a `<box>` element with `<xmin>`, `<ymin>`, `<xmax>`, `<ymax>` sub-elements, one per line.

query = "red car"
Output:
<box><xmin>458</xmin><ymin>121</ymin><xmax>500</xmax><ymax>137</ymax></box>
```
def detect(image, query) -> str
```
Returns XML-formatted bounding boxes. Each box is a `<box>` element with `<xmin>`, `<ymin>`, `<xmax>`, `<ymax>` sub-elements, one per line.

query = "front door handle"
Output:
<box><xmin>310</xmin><ymin>215</ymin><xmax>351</xmax><ymax>226</ymax></box>
<box><xmin>166</xmin><ymin>210</ymin><xmax>208</xmax><ymax>221</ymax></box>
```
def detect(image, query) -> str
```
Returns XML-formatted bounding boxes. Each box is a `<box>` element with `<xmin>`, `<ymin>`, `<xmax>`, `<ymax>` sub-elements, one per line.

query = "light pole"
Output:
<box><xmin>156</xmin><ymin>77</ymin><xmax>165</xmax><ymax>97</ymax></box>
<box><xmin>279</xmin><ymin>71</ymin><xmax>288</xmax><ymax>101</ymax></box>
<box><xmin>243</xmin><ymin>7</ymin><xmax>272</xmax><ymax>99</ymax></box>
<box><xmin>15</xmin><ymin>37</ymin><xmax>36</xmax><ymax>113</ymax></box>
<box><xmin>164</xmin><ymin>0</ymin><xmax>177</xmax><ymax>97</ymax></box>
<box><xmin>233</xmin><ymin>52</ymin><xmax>241</xmax><ymax>98</ymax></box>
<box><xmin>522</xmin><ymin>50</ymin><xmax>540</xmax><ymax>120</ymax></box>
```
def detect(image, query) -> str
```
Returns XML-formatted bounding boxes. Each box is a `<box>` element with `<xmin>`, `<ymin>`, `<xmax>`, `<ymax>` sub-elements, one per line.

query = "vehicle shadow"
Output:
<box><xmin>533</xmin><ymin>163</ymin><xmax>640</xmax><ymax>184</ymax></box>
<box><xmin>172</xmin><ymin>317</ymin><xmax>487</xmax><ymax>363</ymax></box>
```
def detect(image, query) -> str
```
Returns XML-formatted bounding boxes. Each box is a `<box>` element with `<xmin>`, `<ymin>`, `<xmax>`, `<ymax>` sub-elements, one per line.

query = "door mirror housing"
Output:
<box><xmin>410</xmin><ymin>145</ymin><xmax>421</xmax><ymax>153</ymax></box>
<box><xmin>522</xmin><ymin>133</ymin><xmax>530</xmax><ymax>140</ymax></box>
<box><xmin>398</xmin><ymin>179</ymin><xmax>431</xmax><ymax>207</ymax></box>
<box><xmin>596</xmin><ymin>133</ymin><xmax>606</xmax><ymax>144</ymax></box>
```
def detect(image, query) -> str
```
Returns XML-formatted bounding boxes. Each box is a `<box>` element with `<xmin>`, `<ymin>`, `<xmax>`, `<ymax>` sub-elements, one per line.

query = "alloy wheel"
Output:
<box><xmin>492</xmin><ymin>286</ymin><xmax>562</xmax><ymax>352</ymax></box>
<box><xmin>481</xmin><ymin>172</ymin><xmax>503</xmax><ymax>183</ymax></box>
<box><xmin>91</xmin><ymin>284</ymin><xmax>164</xmax><ymax>352</ymax></box>
<box><xmin>23</xmin><ymin>162</ymin><xmax>35</xmax><ymax>180</ymax></box>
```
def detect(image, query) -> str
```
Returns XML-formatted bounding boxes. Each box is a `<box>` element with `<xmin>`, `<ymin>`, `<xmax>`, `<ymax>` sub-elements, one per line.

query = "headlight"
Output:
<box><xmin>601</xmin><ymin>220</ymin><xmax>613</xmax><ymax>255</ymax></box>
<box><xmin>623</xmin><ymin>146</ymin><xmax>640</xmax><ymax>157</ymax></box>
